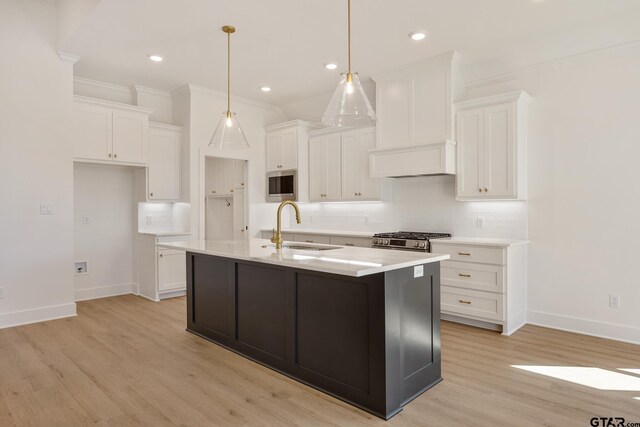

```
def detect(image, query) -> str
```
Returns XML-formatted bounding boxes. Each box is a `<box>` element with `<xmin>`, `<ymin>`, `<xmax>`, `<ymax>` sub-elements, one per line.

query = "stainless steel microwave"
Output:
<box><xmin>266</xmin><ymin>169</ymin><xmax>297</xmax><ymax>202</ymax></box>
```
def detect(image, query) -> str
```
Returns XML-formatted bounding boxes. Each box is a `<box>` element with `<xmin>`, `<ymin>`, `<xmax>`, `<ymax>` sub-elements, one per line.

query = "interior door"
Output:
<box><xmin>483</xmin><ymin>103</ymin><xmax>515</xmax><ymax>197</ymax></box>
<box><xmin>456</xmin><ymin>108</ymin><xmax>484</xmax><ymax>198</ymax></box>
<box><xmin>112</xmin><ymin>110</ymin><xmax>148</xmax><ymax>164</ymax></box>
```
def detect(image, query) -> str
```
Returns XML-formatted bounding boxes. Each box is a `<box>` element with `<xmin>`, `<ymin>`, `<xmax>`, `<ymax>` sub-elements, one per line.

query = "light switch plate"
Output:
<box><xmin>414</xmin><ymin>265</ymin><xmax>424</xmax><ymax>278</ymax></box>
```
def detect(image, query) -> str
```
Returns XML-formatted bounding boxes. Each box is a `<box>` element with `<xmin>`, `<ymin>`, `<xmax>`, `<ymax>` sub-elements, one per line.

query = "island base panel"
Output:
<box><xmin>186</xmin><ymin>252</ymin><xmax>441</xmax><ymax>419</ymax></box>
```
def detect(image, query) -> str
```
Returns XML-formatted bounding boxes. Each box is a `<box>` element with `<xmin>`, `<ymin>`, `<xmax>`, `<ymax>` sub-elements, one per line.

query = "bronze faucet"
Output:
<box><xmin>271</xmin><ymin>201</ymin><xmax>301</xmax><ymax>249</ymax></box>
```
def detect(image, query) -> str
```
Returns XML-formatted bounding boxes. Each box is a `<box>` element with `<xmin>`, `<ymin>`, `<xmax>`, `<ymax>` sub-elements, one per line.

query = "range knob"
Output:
<box><xmin>383</xmin><ymin>239</ymin><xmax>390</xmax><ymax>245</ymax></box>
<box><xmin>373</xmin><ymin>238</ymin><xmax>380</xmax><ymax>244</ymax></box>
<box><xmin>418</xmin><ymin>242</ymin><xmax>426</xmax><ymax>248</ymax></box>
<box><xmin>413</xmin><ymin>241</ymin><xmax>420</xmax><ymax>248</ymax></box>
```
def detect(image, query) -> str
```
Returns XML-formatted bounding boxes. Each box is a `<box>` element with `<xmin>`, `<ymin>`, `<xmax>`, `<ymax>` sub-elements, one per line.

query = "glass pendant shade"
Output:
<box><xmin>209</xmin><ymin>111</ymin><xmax>249</xmax><ymax>150</ymax></box>
<box><xmin>322</xmin><ymin>72</ymin><xmax>376</xmax><ymax>127</ymax></box>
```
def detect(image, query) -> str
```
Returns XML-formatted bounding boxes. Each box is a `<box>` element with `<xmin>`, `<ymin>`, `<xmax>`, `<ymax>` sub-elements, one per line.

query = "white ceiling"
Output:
<box><xmin>63</xmin><ymin>0</ymin><xmax>640</xmax><ymax>105</ymax></box>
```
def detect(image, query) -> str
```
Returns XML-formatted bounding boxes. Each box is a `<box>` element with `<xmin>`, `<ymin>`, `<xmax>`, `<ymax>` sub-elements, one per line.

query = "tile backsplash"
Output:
<box><xmin>288</xmin><ymin>176</ymin><xmax>527</xmax><ymax>239</ymax></box>
<box><xmin>138</xmin><ymin>202</ymin><xmax>191</xmax><ymax>234</ymax></box>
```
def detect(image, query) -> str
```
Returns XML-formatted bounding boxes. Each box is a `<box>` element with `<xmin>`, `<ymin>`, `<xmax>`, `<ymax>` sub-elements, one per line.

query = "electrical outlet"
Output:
<box><xmin>476</xmin><ymin>217</ymin><xmax>485</xmax><ymax>229</ymax></box>
<box><xmin>40</xmin><ymin>204</ymin><xmax>53</xmax><ymax>215</ymax></box>
<box><xmin>609</xmin><ymin>294</ymin><xmax>620</xmax><ymax>308</ymax></box>
<box><xmin>414</xmin><ymin>265</ymin><xmax>424</xmax><ymax>278</ymax></box>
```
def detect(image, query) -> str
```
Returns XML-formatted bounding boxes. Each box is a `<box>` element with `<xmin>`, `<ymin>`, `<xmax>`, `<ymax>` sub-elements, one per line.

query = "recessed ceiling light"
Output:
<box><xmin>148</xmin><ymin>54</ymin><xmax>163</xmax><ymax>62</ymax></box>
<box><xmin>325</xmin><ymin>63</ymin><xmax>338</xmax><ymax>70</ymax></box>
<box><xmin>260</xmin><ymin>86</ymin><xmax>271</xmax><ymax>92</ymax></box>
<box><xmin>409</xmin><ymin>31</ymin><xmax>427</xmax><ymax>41</ymax></box>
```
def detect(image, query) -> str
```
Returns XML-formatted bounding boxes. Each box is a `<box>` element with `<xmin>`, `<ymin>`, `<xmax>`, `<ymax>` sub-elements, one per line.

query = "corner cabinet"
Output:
<box><xmin>74</xmin><ymin>96</ymin><xmax>153</xmax><ymax>165</ymax></box>
<box><xmin>264</xmin><ymin>120</ymin><xmax>317</xmax><ymax>202</ymax></box>
<box><xmin>455</xmin><ymin>91</ymin><xmax>531</xmax><ymax>200</ymax></box>
<box><xmin>309</xmin><ymin>127</ymin><xmax>387</xmax><ymax>202</ymax></box>
<box><xmin>147</xmin><ymin>123</ymin><xmax>182</xmax><ymax>201</ymax></box>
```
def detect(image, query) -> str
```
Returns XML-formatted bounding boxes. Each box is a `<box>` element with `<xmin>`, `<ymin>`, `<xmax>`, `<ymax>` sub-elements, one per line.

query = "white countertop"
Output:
<box><xmin>261</xmin><ymin>228</ymin><xmax>376</xmax><ymax>238</ymax></box>
<box><xmin>159</xmin><ymin>239</ymin><xmax>449</xmax><ymax>277</ymax></box>
<box><xmin>139</xmin><ymin>231</ymin><xmax>192</xmax><ymax>237</ymax></box>
<box><xmin>430</xmin><ymin>237</ymin><xmax>529</xmax><ymax>247</ymax></box>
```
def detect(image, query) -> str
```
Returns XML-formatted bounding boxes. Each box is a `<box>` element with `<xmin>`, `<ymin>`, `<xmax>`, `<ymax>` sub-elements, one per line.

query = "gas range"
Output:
<box><xmin>372</xmin><ymin>231</ymin><xmax>452</xmax><ymax>252</ymax></box>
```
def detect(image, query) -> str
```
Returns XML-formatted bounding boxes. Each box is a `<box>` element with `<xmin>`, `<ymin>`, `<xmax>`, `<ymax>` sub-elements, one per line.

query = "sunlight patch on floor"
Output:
<box><xmin>511</xmin><ymin>365</ymin><xmax>640</xmax><ymax>391</ymax></box>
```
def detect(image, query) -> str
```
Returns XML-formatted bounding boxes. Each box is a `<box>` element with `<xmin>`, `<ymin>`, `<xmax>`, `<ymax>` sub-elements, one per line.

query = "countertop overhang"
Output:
<box><xmin>158</xmin><ymin>239</ymin><xmax>449</xmax><ymax>277</ymax></box>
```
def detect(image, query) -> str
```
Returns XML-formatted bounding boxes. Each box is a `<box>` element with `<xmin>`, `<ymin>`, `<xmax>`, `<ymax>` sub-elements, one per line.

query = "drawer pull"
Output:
<box><xmin>344</xmin><ymin>243</ymin><xmax>354</xmax><ymax>246</ymax></box>
<box><xmin>458</xmin><ymin>252</ymin><xmax>471</xmax><ymax>256</ymax></box>
<box><xmin>305</xmin><ymin>240</ymin><xmax>314</xmax><ymax>243</ymax></box>
<box><xmin>458</xmin><ymin>273</ymin><xmax>471</xmax><ymax>278</ymax></box>
<box><xmin>458</xmin><ymin>300</ymin><xmax>472</xmax><ymax>305</ymax></box>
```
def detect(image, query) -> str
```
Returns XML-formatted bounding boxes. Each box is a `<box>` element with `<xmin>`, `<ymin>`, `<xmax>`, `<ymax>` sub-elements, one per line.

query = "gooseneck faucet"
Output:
<box><xmin>271</xmin><ymin>201</ymin><xmax>301</xmax><ymax>249</ymax></box>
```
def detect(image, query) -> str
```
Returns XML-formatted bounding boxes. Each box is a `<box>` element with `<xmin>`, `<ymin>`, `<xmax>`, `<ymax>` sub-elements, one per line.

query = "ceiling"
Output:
<box><xmin>63</xmin><ymin>0</ymin><xmax>640</xmax><ymax>105</ymax></box>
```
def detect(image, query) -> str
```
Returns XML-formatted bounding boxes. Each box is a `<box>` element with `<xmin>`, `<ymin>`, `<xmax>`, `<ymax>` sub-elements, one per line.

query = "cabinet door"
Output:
<box><xmin>483</xmin><ymin>103</ymin><xmax>515</xmax><ymax>197</ymax></box>
<box><xmin>75</xmin><ymin>103</ymin><xmax>111</xmax><ymax>160</ymax></box>
<box><xmin>223</xmin><ymin>159</ymin><xmax>235</xmax><ymax>195</ymax></box>
<box><xmin>308</xmin><ymin>137</ymin><xmax>324</xmax><ymax>201</ymax></box>
<box><xmin>148</xmin><ymin>127</ymin><xmax>181</xmax><ymax>201</ymax></box>
<box><xmin>265</xmin><ymin>133</ymin><xmax>282</xmax><ymax>172</ymax></box>
<box><xmin>112</xmin><ymin>110</ymin><xmax>148</xmax><ymax>164</ymax></box>
<box><xmin>157</xmin><ymin>249</ymin><xmax>186</xmax><ymax>292</ymax></box>
<box><xmin>205</xmin><ymin>157</ymin><xmax>225</xmax><ymax>196</ymax></box>
<box><xmin>280</xmin><ymin>129</ymin><xmax>298</xmax><ymax>170</ymax></box>
<box><xmin>341</xmin><ymin>130</ymin><xmax>359</xmax><ymax>199</ymax></box>
<box><xmin>324</xmin><ymin>135</ymin><xmax>342</xmax><ymax>201</ymax></box>
<box><xmin>456</xmin><ymin>108</ymin><xmax>484</xmax><ymax>198</ymax></box>
<box><xmin>356</xmin><ymin>127</ymin><xmax>378</xmax><ymax>199</ymax></box>
<box><xmin>233</xmin><ymin>188</ymin><xmax>246</xmax><ymax>239</ymax></box>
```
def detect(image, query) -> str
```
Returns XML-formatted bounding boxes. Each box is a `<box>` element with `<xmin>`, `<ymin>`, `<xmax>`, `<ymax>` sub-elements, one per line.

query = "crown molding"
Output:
<box><xmin>455</xmin><ymin>90</ymin><xmax>532</xmax><ymax>111</ymax></box>
<box><xmin>132</xmin><ymin>84</ymin><xmax>171</xmax><ymax>98</ymax></box>
<box><xmin>74</xmin><ymin>95</ymin><xmax>155</xmax><ymax>114</ymax></box>
<box><xmin>264</xmin><ymin>120</ymin><xmax>319</xmax><ymax>132</ymax></box>
<box><xmin>58</xmin><ymin>51</ymin><xmax>80</xmax><ymax>64</ymax></box>
<box><xmin>465</xmin><ymin>39</ymin><xmax>640</xmax><ymax>91</ymax></box>
<box><xmin>73</xmin><ymin>76</ymin><xmax>131</xmax><ymax>95</ymax></box>
<box><xmin>149</xmin><ymin>122</ymin><xmax>183</xmax><ymax>132</ymax></box>
<box><xmin>186</xmin><ymin>84</ymin><xmax>281</xmax><ymax>112</ymax></box>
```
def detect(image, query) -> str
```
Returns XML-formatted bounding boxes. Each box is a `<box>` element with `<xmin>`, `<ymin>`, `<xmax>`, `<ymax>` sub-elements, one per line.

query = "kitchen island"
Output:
<box><xmin>158</xmin><ymin>239</ymin><xmax>449</xmax><ymax>419</ymax></box>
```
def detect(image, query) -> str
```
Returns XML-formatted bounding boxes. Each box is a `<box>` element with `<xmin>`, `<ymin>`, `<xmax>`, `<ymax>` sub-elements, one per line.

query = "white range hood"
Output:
<box><xmin>369</xmin><ymin>140</ymin><xmax>456</xmax><ymax>178</ymax></box>
<box><xmin>369</xmin><ymin>52</ymin><xmax>465</xmax><ymax>178</ymax></box>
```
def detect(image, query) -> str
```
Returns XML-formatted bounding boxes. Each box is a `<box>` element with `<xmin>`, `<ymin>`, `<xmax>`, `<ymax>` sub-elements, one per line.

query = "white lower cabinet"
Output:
<box><xmin>138</xmin><ymin>234</ymin><xmax>188</xmax><ymax>301</ymax></box>
<box><xmin>431</xmin><ymin>241</ymin><xmax>527</xmax><ymax>335</ymax></box>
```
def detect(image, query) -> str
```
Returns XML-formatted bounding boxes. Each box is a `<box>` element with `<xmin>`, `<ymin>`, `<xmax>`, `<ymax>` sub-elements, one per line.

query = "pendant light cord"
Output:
<box><xmin>227</xmin><ymin>30</ymin><xmax>231</xmax><ymax>115</ymax></box>
<box><xmin>347</xmin><ymin>0</ymin><xmax>351</xmax><ymax>74</ymax></box>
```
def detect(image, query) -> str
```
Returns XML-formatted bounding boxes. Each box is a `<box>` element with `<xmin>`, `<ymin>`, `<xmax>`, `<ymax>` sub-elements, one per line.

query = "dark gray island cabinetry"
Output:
<box><xmin>178</xmin><ymin>240</ymin><xmax>446</xmax><ymax>420</ymax></box>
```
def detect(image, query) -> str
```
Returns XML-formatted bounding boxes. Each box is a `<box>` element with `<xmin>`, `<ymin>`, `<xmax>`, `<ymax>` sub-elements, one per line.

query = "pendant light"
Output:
<box><xmin>209</xmin><ymin>25</ymin><xmax>249</xmax><ymax>149</ymax></box>
<box><xmin>322</xmin><ymin>0</ymin><xmax>376</xmax><ymax>128</ymax></box>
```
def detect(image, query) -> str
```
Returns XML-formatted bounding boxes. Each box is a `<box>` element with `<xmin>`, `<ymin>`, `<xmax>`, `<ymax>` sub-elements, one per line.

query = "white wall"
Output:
<box><xmin>287</xmin><ymin>176</ymin><xmax>527</xmax><ymax>239</ymax></box>
<box><xmin>73</xmin><ymin>163</ymin><xmax>137</xmax><ymax>301</ymax></box>
<box><xmin>0</xmin><ymin>0</ymin><xmax>76</xmax><ymax>327</ymax></box>
<box><xmin>465</xmin><ymin>44</ymin><xmax>640</xmax><ymax>344</ymax></box>
<box><xmin>138</xmin><ymin>202</ymin><xmax>190</xmax><ymax>234</ymax></box>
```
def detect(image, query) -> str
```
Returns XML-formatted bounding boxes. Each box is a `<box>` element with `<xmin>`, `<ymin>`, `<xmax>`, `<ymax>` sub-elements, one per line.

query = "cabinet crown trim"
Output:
<box><xmin>264</xmin><ymin>120</ymin><xmax>317</xmax><ymax>132</ymax></box>
<box><xmin>74</xmin><ymin>95</ymin><xmax>155</xmax><ymax>114</ymax></box>
<box><xmin>455</xmin><ymin>90</ymin><xmax>532</xmax><ymax>111</ymax></box>
<box><xmin>369</xmin><ymin>140</ymin><xmax>456</xmax><ymax>154</ymax></box>
<box><xmin>149</xmin><ymin>122</ymin><xmax>183</xmax><ymax>132</ymax></box>
<box><xmin>371</xmin><ymin>50</ymin><xmax>461</xmax><ymax>82</ymax></box>
<box><xmin>308</xmin><ymin>126</ymin><xmax>374</xmax><ymax>137</ymax></box>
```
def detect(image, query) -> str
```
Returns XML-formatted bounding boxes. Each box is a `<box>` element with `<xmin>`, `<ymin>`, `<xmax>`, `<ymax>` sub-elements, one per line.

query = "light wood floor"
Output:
<box><xmin>1</xmin><ymin>295</ymin><xmax>639</xmax><ymax>426</ymax></box>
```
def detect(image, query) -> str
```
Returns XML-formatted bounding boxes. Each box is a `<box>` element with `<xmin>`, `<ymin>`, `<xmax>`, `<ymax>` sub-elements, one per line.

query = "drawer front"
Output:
<box><xmin>293</xmin><ymin>234</ymin><xmax>331</xmax><ymax>244</ymax></box>
<box><xmin>441</xmin><ymin>261</ymin><xmax>504</xmax><ymax>293</ymax></box>
<box><xmin>441</xmin><ymin>286</ymin><xmax>504</xmax><ymax>322</ymax></box>
<box><xmin>329</xmin><ymin>236</ymin><xmax>372</xmax><ymax>248</ymax></box>
<box><xmin>431</xmin><ymin>243</ymin><xmax>505</xmax><ymax>265</ymax></box>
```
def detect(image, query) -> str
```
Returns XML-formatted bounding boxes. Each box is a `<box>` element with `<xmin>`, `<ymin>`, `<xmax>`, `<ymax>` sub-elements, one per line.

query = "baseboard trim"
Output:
<box><xmin>75</xmin><ymin>283</ymin><xmax>136</xmax><ymax>302</ymax></box>
<box><xmin>527</xmin><ymin>310</ymin><xmax>640</xmax><ymax>346</ymax></box>
<box><xmin>0</xmin><ymin>303</ymin><xmax>77</xmax><ymax>330</ymax></box>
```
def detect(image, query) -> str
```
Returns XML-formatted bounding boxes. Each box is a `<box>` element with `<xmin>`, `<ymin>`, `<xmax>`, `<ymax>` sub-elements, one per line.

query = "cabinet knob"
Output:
<box><xmin>484</xmin><ymin>188</ymin><xmax>488</xmax><ymax>192</ymax></box>
<box><xmin>355</xmin><ymin>192</ymin><xmax>358</xmax><ymax>196</ymax></box>
<box><xmin>241</xmin><ymin>183</ymin><xmax>244</xmax><ymax>186</ymax></box>
<box><xmin>478</xmin><ymin>188</ymin><xmax>482</xmax><ymax>193</ymax></box>
<box><xmin>114</xmin><ymin>153</ymin><xmax>118</xmax><ymax>159</ymax></box>
<box><xmin>108</xmin><ymin>153</ymin><xmax>112</xmax><ymax>158</ymax></box>
<box><xmin>212</xmin><ymin>190</ymin><xmax>216</xmax><ymax>194</ymax></box>
<box><xmin>230</xmin><ymin>189</ymin><xmax>234</xmax><ymax>193</ymax></box>
<box><xmin>150</xmin><ymin>192</ymin><xmax>154</xmax><ymax>197</ymax></box>
<box><xmin>159</xmin><ymin>253</ymin><xmax>163</xmax><ymax>258</ymax></box>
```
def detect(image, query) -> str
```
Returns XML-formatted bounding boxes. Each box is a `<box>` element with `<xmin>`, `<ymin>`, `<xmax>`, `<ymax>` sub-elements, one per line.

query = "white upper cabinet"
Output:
<box><xmin>309</xmin><ymin>133</ymin><xmax>341</xmax><ymax>201</ymax></box>
<box><xmin>264</xmin><ymin>120</ymin><xmax>317</xmax><ymax>202</ymax></box>
<box><xmin>205</xmin><ymin>157</ymin><xmax>245</xmax><ymax>197</ymax></box>
<box><xmin>455</xmin><ymin>91</ymin><xmax>531</xmax><ymax>200</ymax></box>
<box><xmin>148</xmin><ymin>123</ymin><xmax>182</xmax><ymax>201</ymax></box>
<box><xmin>341</xmin><ymin>127</ymin><xmax>379</xmax><ymax>200</ymax></box>
<box><xmin>74</xmin><ymin>96</ymin><xmax>152</xmax><ymax>165</ymax></box>
<box><xmin>309</xmin><ymin>126</ymin><xmax>383</xmax><ymax>202</ymax></box>
<box><xmin>369</xmin><ymin>52</ymin><xmax>465</xmax><ymax>178</ymax></box>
